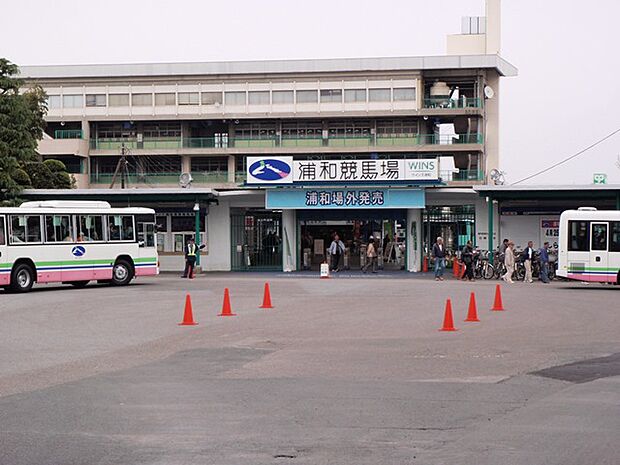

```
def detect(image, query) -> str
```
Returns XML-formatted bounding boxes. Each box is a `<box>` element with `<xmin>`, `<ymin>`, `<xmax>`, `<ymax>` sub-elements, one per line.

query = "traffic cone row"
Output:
<box><xmin>440</xmin><ymin>284</ymin><xmax>505</xmax><ymax>331</ymax></box>
<box><xmin>178</xmin><ymin>282</ymin><xmax>274</xmax><ymax>326</ymax></box>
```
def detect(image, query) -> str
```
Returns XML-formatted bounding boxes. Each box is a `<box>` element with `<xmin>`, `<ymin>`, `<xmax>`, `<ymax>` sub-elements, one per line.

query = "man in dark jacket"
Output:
<box><xmin>181</xmin><ymin>237</ymin><xmax>205</xmax><ymax>279</ymax></box>
<box><xmin>522</xmin><ymin>240</ymin><xmax>535</xmax><ymax>283</ymax></box>
<box><xmin>432</xmin><ymin>237</ymin><xmax>446</xmax><ymax>281</ymax></box>
<box><xmin>539</xmin><ymin>241</ymin><xmax>550</xmax><ymax>283</ymax></box>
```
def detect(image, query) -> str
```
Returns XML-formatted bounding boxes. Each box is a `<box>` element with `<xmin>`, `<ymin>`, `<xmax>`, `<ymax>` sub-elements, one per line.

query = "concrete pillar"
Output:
<box><xmin>282</xmin><ymin>209</ymin><xmax>297</xmax><ymax>272</ymax></box>
<box><xmin>81</xmin><ymin>119</ymin><xmax>90</xmax><ymax>140</ymax></box>
<box><xmin>202</xmin><ymin>200</ymin><xmax>231</xmax><ymax>271</ymax></box>
<box><xmin>406</xmin><ymin>208</ymin><xmax>423</xmax><ymax>272</ymax></box>
<box><xmin>227</xmin><ymin>155</ymin><xmax>236</xmax><ymax>183</ymax></box>
<box><xmin>484</xmin><ymin>70</ymin><xmax>500</xmax><ymax>176</ymax></box>
<box><xmin>485</xmin><ymin>0</ymin><xmax>501</xmax><ymax>55</ymax></box>
<box><xmin>181</xmin><ymin>155</ymin><xmax>191</xmax><ymax>174</ymax></box>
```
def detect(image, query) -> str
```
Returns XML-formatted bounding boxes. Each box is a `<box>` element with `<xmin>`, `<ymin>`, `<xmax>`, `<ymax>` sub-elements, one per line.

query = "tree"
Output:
<box><xmin>0</xmin><ymin>58</ymin><xmax>72</xmax><ymax>203</ymax></box>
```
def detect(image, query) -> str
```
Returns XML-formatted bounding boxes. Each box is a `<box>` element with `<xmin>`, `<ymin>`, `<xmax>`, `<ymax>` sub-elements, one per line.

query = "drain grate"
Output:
<box><xmin>530</xmin><ymin>353</ymin><xmax>620</xmax><ymax>383</ymax></box>
<box><xmin>274</xmin><ymin>454</ymin><xmax>297</xmax><ymax>459</ymax></box>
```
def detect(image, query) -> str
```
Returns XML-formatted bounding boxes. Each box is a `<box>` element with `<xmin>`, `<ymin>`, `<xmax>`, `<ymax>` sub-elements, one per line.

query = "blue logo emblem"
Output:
<box><xmin>71</xmin><ymin>246</ymin><xmax>86</xmax><ymax>257</ymax></box>
<box><xmin>249</xmin><ymin>159</ymin><xmax>291</xmax><ymax>182</ymax></box>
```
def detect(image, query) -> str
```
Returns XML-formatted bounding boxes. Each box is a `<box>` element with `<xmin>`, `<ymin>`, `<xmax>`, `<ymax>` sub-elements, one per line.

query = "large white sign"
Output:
<box><xmin>246</xmin><ymin>157</ymin><xmax>439</xmax><ymax>184</ymax></box>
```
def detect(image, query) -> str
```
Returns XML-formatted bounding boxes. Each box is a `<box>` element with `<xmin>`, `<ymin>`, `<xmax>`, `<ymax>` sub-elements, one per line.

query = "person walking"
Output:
<box><xmin>522</xmin><ymin>240</ymin><xmax>535</xmax><ymax>283</ymax></box>
<box><xmin>329</xmin><ymin>233</ymin><xmax>345</xmax><ymax>272</ymax></box>
<box><xmin>502</xmin><ymin>241</ymin><xmax>515</xmax><ymax>283</ymax></box>
<box><xmin>181</xmin><ymin>237</ymin><xmax>205</xmax><ymax>279</ymax></box>
<box><xmin>362</xmin><ymin>238</ymin><xmax>378</xmax><ymax>273</ymax></box>
<box><xmin>462</xmin><ymin>240</ymin><xmax>475</xmax><ymax>281</ymax></box>
<box><xmin>499</xmin><ymin>238</ymin><xmax>509</xmax><ymax>255</ymax></box>
<box><xmin>539</xmin><ymin>241</ymin><xmax>550</xmax><ymax>283</ymax></box>
<box><xmin>432</xmin><ymin>236</ymin><xmax>446</xmax><ymax>281</ymax></box>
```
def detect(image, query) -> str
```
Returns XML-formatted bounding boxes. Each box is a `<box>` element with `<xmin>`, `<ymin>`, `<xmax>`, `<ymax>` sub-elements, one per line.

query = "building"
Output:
<box><xmin>21</xmin><ymin>0</ymin><xmax>516</xmax><ymax>272</ymax></box>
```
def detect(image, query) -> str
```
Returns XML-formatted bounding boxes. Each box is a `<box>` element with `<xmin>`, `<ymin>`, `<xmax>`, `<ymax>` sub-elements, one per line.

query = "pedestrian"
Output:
<box><xmin>499</xmin><ymin>238</ymin><xmax>509</xmax><ymax>255</ymax></box>
<box><xmin>329</xmin><ymin>233</ymin><xmax>345</xmax><ymax>272</ymax></box>
<box><xmin>362</xmin><ymin>238</ymin><xmax>378</xmax><ymax>273</ymax></box>
<box><xmin>502</xmin><ymin>241</ymin><xmax>515</xmax><ymax>283</ymax></box>
<box><xmin>522</xmin><ymin>240</ymin><xmax>534</xmax><ymax>283</ymax></box>
<box><xmin>181</xmin><ymin>237</ymin><xmax>205</xmax><ymax>279</ymax></box>
<box><xmin>462</xmin><ymin>240</ymin><xmax>475</xmax><ymax>281</ymax></box>
<box><xmin>539</xmin><ymin>241</ymin><xmax>550</xmax><ymax>283</ymax></box>
<box><xmin>432</xmin><ymin>236</ymin><xmax>446</xmax><ymax>281</ymax></box>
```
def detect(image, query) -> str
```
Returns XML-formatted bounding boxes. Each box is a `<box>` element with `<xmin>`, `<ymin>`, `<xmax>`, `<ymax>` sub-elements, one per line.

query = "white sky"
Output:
<box><xmin>2</xmin><ymin>0</ymin><xmax>619</xmax><ymax>185</ymax></box>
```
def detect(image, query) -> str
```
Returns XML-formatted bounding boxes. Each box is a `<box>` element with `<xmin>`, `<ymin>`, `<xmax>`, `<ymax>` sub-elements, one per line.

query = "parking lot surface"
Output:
<box><xmin>0</xmin><ymin>274</ymin><xmax>619</xmax><ymax>464</ymax></box>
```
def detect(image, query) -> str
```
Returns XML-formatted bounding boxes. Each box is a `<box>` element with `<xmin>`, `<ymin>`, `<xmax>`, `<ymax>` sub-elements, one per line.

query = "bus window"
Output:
<box><xmin>45</xmin><ymin>215</ymin><xmax>73</xmax><ymax>242</ymax></box>
<box><xmin>138</xmin><ymin>223</ymin><xmax>156</xmax><ymax>247</ymax></box>
<box><xmin>78</xmin><ymin>215</ymin><xmax>104</xmax><ymax>241</ymax></box>
<box><xmin>10</xmin><ymin>215</ymin><xmax>41</xmax><ymax>244</ymax></box>
<box><xmin>568</xmin><ymin>220</ymin><xmax>589</xmax><ymax>251</ymax></box>
<box><xmin>107</xmin><ymin>215</ymin><xmax>135</xmax><ymax>241</ymax></box>
<box><xmin>611</xmin><ymin>222</ymin><xmax>620</xmax><ymax>252</ymax></box>
<box><xmin>0</xmin><ymin>217</ymin><xmax>5</xmax><ymax>245</ymax></box>
<box><xmin>591</xmin><ymin>223</ymin><xmax>608</xmax><ymax>251</ymax></box>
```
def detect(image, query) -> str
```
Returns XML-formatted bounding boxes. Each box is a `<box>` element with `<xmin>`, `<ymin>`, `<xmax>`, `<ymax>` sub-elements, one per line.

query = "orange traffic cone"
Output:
<box><xmin>453</xmin><ymin>260</ymin><xmax>458</xmax><ymax>277</ymax></box>
<box><xmin>439</xmin><ymin>298</ymin><xmax>458</xmax><ymax>331</ymax></box>
<box><xmin>178</xmin><ymin>294</ymin><xmax>198</xmax><ymax>326</ymax></box>
<box><xmin>219</xmin><ymin>288</ymin><xmax>236</xmax><ymax>316</ymax></box>
<box><xmin>491</xmin><ymin>284</ymin><xmax>505</xmax><ymax>311</ymax></box>
<box><xmin>260</xmin><ymin>282</ymin><xmax>274</xmax><ymax>309</ymax></box>
<box><xmin>465</xmin><ymin>292</ymin><xmax>480</xmax><ymax>322</ymax></box>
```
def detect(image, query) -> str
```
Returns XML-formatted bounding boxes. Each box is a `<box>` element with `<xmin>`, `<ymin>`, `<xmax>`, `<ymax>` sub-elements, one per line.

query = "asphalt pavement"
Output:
<box><xmin>0</xmin><ymin>274</ymin><xmax>618</xmax><ymax>464</ymax></box>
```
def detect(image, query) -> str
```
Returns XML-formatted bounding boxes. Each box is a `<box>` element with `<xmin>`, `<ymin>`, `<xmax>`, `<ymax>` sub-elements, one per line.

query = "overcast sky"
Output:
<box><xmin>2</xmin><ymin>0</ymin><xmax>619</xmax><ymax>185</ymax></box>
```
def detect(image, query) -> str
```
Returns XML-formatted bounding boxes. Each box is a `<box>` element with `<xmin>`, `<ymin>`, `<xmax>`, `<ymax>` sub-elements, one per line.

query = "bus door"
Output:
<box><xmin>0</xmin><ymin>216</ymin><xmax>8</xmax><ymax>286</ymax></box>
<box><xmin>590</xmin><ymin>222</ymin><xmax>608</xmax><ymax>280</ymax></box>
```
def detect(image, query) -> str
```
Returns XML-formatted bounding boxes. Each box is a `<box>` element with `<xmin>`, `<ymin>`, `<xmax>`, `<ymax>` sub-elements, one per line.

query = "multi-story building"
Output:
<box><xmin>22</xmin><ymin>0</ymin><xmax>516</xmax><ymax>272</ymax></box>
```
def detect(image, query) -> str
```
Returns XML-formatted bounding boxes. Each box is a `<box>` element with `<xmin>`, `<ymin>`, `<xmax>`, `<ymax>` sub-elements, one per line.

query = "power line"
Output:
<box><xmin>511</xmin><ymin>127</ymin><xmax>620</xmax><ymax>185</ymax></box>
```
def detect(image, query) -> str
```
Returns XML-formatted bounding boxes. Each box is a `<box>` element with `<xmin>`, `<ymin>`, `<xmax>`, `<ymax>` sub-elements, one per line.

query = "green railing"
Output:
<box><xmin>54</xmin><ymin>129</ymin><xmax>83</xmax><ymax>139</ymax></box>
<box><xmin>190</xmin><ymin>171</ymin><xmax>229</xmax><ymax>183</ymax></box>
<box><xmin>423</xmin><ymin>97</ymin><xmax>483</xmax><ymax>109</ymax></box>
<box><xmin>90</xmin><ymin>133</ymin><xmax>483</xmax><ymax>150</ymax></box>
<box><xmin>90</xmin><ymin>173</ymin><xmax>181</xmax><ymax>184</ymax></box>
<box><xmin>452</xmin><ymin>169</ymin><xmax>485</xmax><ymax>181</ymax></box>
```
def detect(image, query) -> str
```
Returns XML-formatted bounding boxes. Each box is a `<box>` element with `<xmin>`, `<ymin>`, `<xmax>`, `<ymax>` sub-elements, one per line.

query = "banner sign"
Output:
<box><xmin>266</xmin><ymin>188</ymin><xmax>425</xmax><ymax>209</ymax></box>
<box><xmin>246</xmin><ymin>157</ymin><xmax>439</xmax><ymax>185</ymax></box>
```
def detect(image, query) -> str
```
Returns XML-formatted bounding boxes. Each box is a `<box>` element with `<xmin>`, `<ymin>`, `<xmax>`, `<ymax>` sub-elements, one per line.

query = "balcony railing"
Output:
<box><xmin>190</xmin><ymin>171</ymin><xmax>229</xmax><ymax>183</ymax></box>
<box><xmin>89</xmin><ymin>133</ymin><xmax>483</xmax><ymax>150</ymax></box>
<box><xmin>423</xmin><ymin>97</ymin><xmax>482</xmax><ymax>109</ymax></box>
<box><xmin>451</xmin><ymin>169</ymin><xmax>485</xmax><ymax>182</ymax></box>
<box><xmin>90</xmin><ymin>173</ymin><xmax>181</xmax><ymax>184</ymax></box>
<box><xmin>54</xmin><ymin>129</ymin><xmax>83</xmax><ymax>139</ymax></box>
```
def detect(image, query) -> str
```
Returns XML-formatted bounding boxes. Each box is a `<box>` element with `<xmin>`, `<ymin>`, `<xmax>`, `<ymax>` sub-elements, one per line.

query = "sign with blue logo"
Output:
<box><xmin>71</xmin><ymin>245</ymin><xmax>86</xmax><ymax>257</ymax></box>
<box><xmin>266</xmin><ymin>188</ymin><xmax>425</xmax><ymax>209</ymax></box>
<box><xmin>247</xmin><ymin>157</ymin><xmax>293</xmax><ymax>184</ymax></box>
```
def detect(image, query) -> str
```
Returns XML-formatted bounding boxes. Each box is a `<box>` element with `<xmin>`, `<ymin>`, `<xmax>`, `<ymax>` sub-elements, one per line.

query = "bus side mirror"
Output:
<box><xmin>138</xmin><ymin>240</ymin><xmax>145</xmax><ymax>247</ymax></box>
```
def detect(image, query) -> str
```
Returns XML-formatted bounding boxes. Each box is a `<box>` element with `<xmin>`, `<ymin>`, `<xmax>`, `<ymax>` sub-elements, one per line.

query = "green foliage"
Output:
<box><xmin>22</xmin><ymin>161</ymin><xmax>73</xmax><ymax>189</ymax></box>
<box><xmin>43</xmin><ymin>158</ymin><xmax>67</xmax><ymax>173</ymax></box>
<box><xmin>11</xmin><ymin>168</ymin><xmax>31</xmax><ymax>187</ymax></box>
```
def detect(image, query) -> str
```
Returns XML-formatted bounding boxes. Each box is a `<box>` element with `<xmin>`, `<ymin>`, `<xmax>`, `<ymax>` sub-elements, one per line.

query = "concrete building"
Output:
<box><xmin>22</xmin><ymin>0</ymin><xmax>517</xmax><ymax>272</ymax></box>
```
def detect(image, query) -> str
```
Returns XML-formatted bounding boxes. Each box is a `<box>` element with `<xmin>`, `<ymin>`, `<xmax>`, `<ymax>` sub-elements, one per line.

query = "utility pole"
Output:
<box><xmin>109</xmin><ymin>143</ymin><xmax>129</xmax><ymax>189</ymax></box>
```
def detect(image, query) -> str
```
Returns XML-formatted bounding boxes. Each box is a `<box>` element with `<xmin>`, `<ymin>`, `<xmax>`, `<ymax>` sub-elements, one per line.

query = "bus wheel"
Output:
<box><xmin>70</xmin><ymin>281</ymin><xmax>90</xmax><ymax>288</ymax></box>
<box><xmin>10</xmin><ymin>263</ymin><xmax>35</xmax><ymax>293</ymax></box>
<box><xmin>111</xmin><ymin>259</ymin><xmax>134</xmax><ymax>286</ymax></box>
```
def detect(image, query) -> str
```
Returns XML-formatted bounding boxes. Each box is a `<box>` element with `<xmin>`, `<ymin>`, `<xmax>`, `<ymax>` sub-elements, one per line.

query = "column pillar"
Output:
<box><xmin>407</xmin><ymin>208</ymin><xmax>423</xmax><ymax>272</ymax></box>
<box><xmin>487</xmin><ymin>197</ymin><xmax>494</xmax><ymax>264</ymax></box>
<box><xmin>282</xmin><ymin>209</ymin><xmax>297</xmax><ymax>272</ymax></box>
<box><xmin>227</xmin><ymin>155</ymin><xmax>236</xmax><ymax>183</ymax></box>
<box><xmin>194</xmin><ymin>202</ymin><xmax>201</xmax><ymax>267</ymax></box>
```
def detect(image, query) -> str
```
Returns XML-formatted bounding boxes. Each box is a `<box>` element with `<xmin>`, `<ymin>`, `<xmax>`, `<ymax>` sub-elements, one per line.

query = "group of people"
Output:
<box><xmin>328</xmin><ymin>233</ymin><xmax>379</xmax><ymax>273</ymax></box>
<box><xmin>431</xmin><ymin>236</ymin><xmax>551</xmax><ymax>284</ymax></box>
<box><xmin>498</xmin><ymin>238</ymin><xmax>551</xmax><ymax>284</ymax></box>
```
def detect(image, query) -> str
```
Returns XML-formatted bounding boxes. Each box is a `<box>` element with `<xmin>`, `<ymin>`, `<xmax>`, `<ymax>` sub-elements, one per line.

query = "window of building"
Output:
<box><xmin>45</xmin><ymin>215</ymin><xmax>73</xmax><ymax>242</ymax></box>
<box><xmin>201</xmin><ymin>92</ymin><xmax>223</xmax><ymax>105</ymax></box>
<box><xmin>155</xmin><ymin>93</ymin><xmax>176</xmax><ymax>106</ymax></box>
<box><xmin>235</xmin><ymin>121</ymin><xmax>276</xmax><ymax>138</ymax></box>
<box><xmin>225</xmin><ymin>91</ymin><xmax>246</xmax><ymax>106</ymax></box>
<box><xmin>96</xmin><ymin>122</ymin><xmax>136</xmax><ymax>139</ymax></box>
<box><xmin>248</xmin><ymin>91</ymin><xmax>270</xmax><ymax>105</ymax></box>
<box><xmin>48</xmin><ymin>95</ymin><xmax>61</xmax><ymax>109</ymax></box>
<box><xmin>344</xmin><ymin>89</ymin><xmax>366</xmax><ymax>103</ymax></box>
<box><xmin>296</xmin><ymin>90</ymin><xmax>318</xmax><ymax>104</ymax></box>
<box><xmin>320</xmin><ymin>89</ymin><xmax>342</xmax><ymax>103</ymax></box>
<box><xmin>191</xmin><ymin>156</ymin><xmax>229</xmax><ymax>172</ymax></box>
<box><xmin>107</xmin><ymin>215</ymin><xmax>135</xmax><ymax>241</ymax></box>
<box><xmin>568</xmin><ymin>221</ymin><xmax>589</xmax><ymax>251</ymax></box>
<box><xmin>108</xmin><ymin>94</ymin><xmax>129</xmax><ymax>107</ymax></box>
<box><xmin>272</xmin><ymin>90</ymin><xmax>294</xmax><ymax>104</ymax></box>
<box><xmin>369</xmin><ymin>88</ymin><xmax>391</xmax><ymax>102</ymax></box>
<box><xmin>610</xmin><ymin>222</ymin><xmax>620</xmax><ymax>252</ymax></box>
<box><xmin>142</xmin><ymin>122</ymin><xmax>181</xmax><ymax>138</ymax></box>
<box><xmin>10</xmin><ymin>215</ymin><xmax>42</xmax><ymax>244</ymax></box>
<box><xmin>86</xmin><ymin>94</ymin><xmax>106</xmax><ymax>107</ymax></box>
<box><xmin>131</xmin><ymin>93</ymin><xmax>152</xmax><ymax>106</ymax></box>
<box><xmin>281</xmin><ymin>120</ymin><xmax>321</xmax><ymax>138</ymax></box>
<box><xmin>393</xmin><ymin>88</ymin><xmax>416</xmax><ymax>101</ymax></box>
<box><xmin>591</xmin><ymin>223</ymin><xmax>608</xmax><ymax>251</ymax></box>
<box><xmin>77</xmin><ymin>215</ymin><xmax>104</xmax><ymax>241</ymax></box>
<box><xmin>63</xmin><ymin>94</ymin><xmax>83</xmax><ymax>108</ymax></box>
<box><xmin>328</xmin><ymin>120</ymin><xmax>371</xmax><ymax>137</ymax></box>
<box><xmin>376</xmin><ymin>119</ymin><xmax>418</xmax><ymax>135</ymax></box>
<box><xmin>178</xmin><ymin>92</ymin><xmax>199</xmax><ymax>105</ymax></box>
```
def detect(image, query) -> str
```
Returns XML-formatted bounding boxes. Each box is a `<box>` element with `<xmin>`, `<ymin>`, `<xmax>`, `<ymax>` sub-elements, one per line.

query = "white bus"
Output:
<box><xmin>0</xmin><ymin>201</ymin><xmax>159</xmax><ymax>292</ymax></box>
<box><xmin>557</xmin><ymin>208</ymin><xmax>620</xmax><ymax>284</ymax></box>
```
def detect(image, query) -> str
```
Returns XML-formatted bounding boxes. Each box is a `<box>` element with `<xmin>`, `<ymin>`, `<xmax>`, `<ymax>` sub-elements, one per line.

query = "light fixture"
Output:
<box><xmin>193</xmin><ymin>202</ymin><xmax>200</xmax><ymax>212</ymax></box>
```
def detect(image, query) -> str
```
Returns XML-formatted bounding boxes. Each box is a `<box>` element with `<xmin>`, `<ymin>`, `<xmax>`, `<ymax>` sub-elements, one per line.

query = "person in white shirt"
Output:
<box><xmin>328</xmin><ymin>233</ymin><xmax>345</xmax><ymax>272</ymax></box>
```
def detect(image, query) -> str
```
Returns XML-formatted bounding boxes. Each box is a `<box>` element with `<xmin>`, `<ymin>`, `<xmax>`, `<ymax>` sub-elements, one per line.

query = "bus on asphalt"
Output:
<box><xmin>0</xmin><ymin>201</ymin><xmax>159</xmax><ymax>292</ymax></box>
<box><xmin>557</xmin><ymin>208</ymin><xmax>620</xmax><ymax>284</ymax></box>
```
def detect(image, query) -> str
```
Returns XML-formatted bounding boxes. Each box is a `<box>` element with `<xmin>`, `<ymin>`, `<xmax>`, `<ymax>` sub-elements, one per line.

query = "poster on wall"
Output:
<box><xmin>541</xmin><ymin>218</ymin><xmax>560</xmax><ymax>247</ymax></box>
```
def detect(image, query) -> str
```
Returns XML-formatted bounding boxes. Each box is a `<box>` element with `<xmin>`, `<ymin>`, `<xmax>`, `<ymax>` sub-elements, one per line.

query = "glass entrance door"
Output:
<box><xmin>231</xmin><ymin>210</ymin><xmax>282</xmax><ymax>271</ymax></box>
